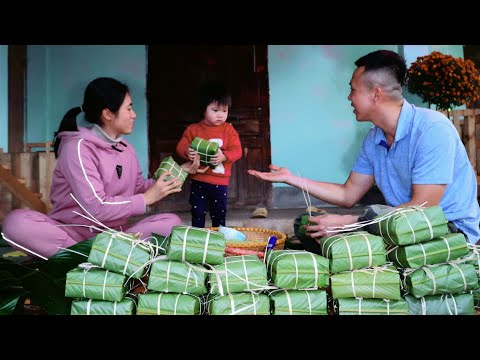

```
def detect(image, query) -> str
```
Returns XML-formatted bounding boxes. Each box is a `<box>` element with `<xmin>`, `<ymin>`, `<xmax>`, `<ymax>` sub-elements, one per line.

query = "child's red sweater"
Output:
<box><xmin>176</xmin><ymin>121</ymin><xmax>242</xmax><ymax>185</ymax></box>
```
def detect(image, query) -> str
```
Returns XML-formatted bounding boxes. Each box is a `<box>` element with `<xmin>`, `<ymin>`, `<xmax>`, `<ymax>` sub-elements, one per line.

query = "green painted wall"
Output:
<box><xmin>26</xmin><ymin>45</ymin><xmax>148</xmax><ymax>175</ymax></box>
<box><xmin>268</xmin><ymin>45</ymin><xmax>398</xmax><ymax>186</ymax></box>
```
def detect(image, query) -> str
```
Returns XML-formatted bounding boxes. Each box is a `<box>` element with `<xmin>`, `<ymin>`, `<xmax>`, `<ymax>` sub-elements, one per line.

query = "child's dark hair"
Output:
<box><xmin>354</xmin><ymin>50</ymin><xmax>407</xmax><ymax>86</ymax></box>
<box><xmin>198</xmin><ymin>80</ymin><xmax>232</xmax><ymax>118</ymax></box>
<box><xmin>53</xmin><ymin>77</ymin><xmax>130</xmax><ymax>158</ymax></box>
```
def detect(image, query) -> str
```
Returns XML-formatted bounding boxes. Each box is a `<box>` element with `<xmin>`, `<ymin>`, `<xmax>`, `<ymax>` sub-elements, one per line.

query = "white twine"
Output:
<box><xmin>420</xmin><ymin>210</ymin><xmax>434</xmax><ymax>239</ymax></box>
<box><xmin>306</xmin><ymin>290</ymin><xmax>312</xmax><ymax>315</ymax></box>
<box><xmin>102</xmin><ymin>270</ymin><xmax>109</xmax><ymax>300</ymax></box>
<box><xmin>384</xmin><ymin>299</ymin><xmax>391</xmax><ymax>315</ymax></box>
<box><xmin>351</xmin><ymin>271</ymin><xmax>356</xmax><ymax>298</ymax></box>
<box><xmin>209</xmin><ymin>257</ymin><xmax>276</xmax><ymax>295</ymax></box>
<box><xmin>184</xmin><ymin>266</ymin><xmax>194</xmax><ymax>294</ymax></box>
<box><xmin>225</xmin><ymin>258</ymin><xmax>231</xmax><ymax>294</ymax></box>
<box><xmin>284</xmin><ymin>289</ymin><xmax>293</xmax><ymax>315</ymax></box>
<box><xmin>267</xmin><ymin>250</ymin><xmax>323</xmax><ymax>290</ymax></box>
<box><xmin>82</xmin><ymin>268</ymin><xmax>88</xmax><ymax>298</ymax></box>
<box><xmin>242</xmin><ymin>256</ymin><xmax>250</xmax><ymax>291</ymax></box>
<box><xmin>441</xmin><ymin>294</ymin><xmax>458</xmax><ymax>315</ymax></box>
<box><xmin>297</xmin><ymin>170</ymin><xmax>312</xmax><ymax>217</ymax></box>
<box><xmin>86</xmin><ymin>299</ymin><xmax>93</xmax><ymax>315</ymax></box>
<box><xmin>450</xmin><ymin>263</ymin><xmax>468</xmax><ymax>291</ymax></box>
<box><xmin>421</xmin><ymin>297</ymin><xmax>427</xmax><ymax>315</ymax></box>
<box><xmin>1</xmin><ymin>233</ymin><xmax>48</xmax><ymax>260</ymax></box>
<box><xmin>192</xmin><ymin>138</ymin><xmax>217</xmax><ymax>163</ymax></box>
<box><xmin>422</xmin><ymin>267</ymin><xmax>438</xmax><ymax>295</ymax></box>
<box><xmin>441</xmin><ymin>237</ymin><xmax>452</xmax><ymax>262</ymax></box>
<box><xmin>56</xmin><ymin>247</ymin><xmax>89</xmax><ymax>258</ymax></box>
<box><xmin>399</xmin><ymin>212</ymin><xmax>416</xmax><ymax>244</ymax></box>
<box><xmin>202</xmin><ymin>231</ymin><xmax>210</xmax><ymax>265</ymax></box>
<box><xmin>100</xmin><ymin>233</ymin><xmax>114</xmax><ymax>268</ymax></box>
<box><xmin>325</xmin><ymin>202</ymin><xmax>429</xmax><ymax>235</ymax></box>
<box><xmin>419</xmin><ymin>243</ymin><xmax>427</xmax><ymax>266</ymax></box>
<box><xmin>173</xmin><ymin>294</ymin><xmax>181</xmax><ymax>315</ymax></box>
<box><xmin>361</xmin><ymin>233</ymin><xmax>373</xmax><ymax>268</ymax></box>
<box><xmin>251</xmin><ymin>293</ymin><xmax>257</xmax><ymax>315</ymax></box>
<box><xmin>228</xmin><ymin>293</ymin><xmax>235</xmax><ymax>313</ymax></box>
<box><xmin>165</xmin><ymin>261</ymin><xmax>172</xmax><ymax>293</ymax></box>
<box><xmin>122</xmin><ymin>240</ymin><xmax>136</xmax><ymax>275</ymax></box>
<box><xmin>228</xmin><ymin>293</ymin><xmax>261</xmax><ymax>315</ymax></box>
<box><xmin>181</xmin><ymin>227</ymin><xmax>189</xmax><ymax>261</ymax></box>
<box><xmin>156</xmin><ymin>293</ymin><xmax>163</xmax><ymax>315</ymax></box>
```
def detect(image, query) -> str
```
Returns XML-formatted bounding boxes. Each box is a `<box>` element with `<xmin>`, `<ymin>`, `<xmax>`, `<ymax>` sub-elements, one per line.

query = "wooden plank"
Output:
<box><xmin>0</xmin><ymin>163</ymin><xmax>46</xmax><ymax>213</ymax></box>
<box><xmin>452</xmin><ymin>112</ymin><xmax>462</xmax><ymax>138</ymax></box>
<box><xmin>10</xmin><ymin>153</ymin><xmax>23</xmax><ymax>209</ymax></box>
<box><xmin>38</xmin><ymin>152</ymin><xmax>55</xmax><ymax>211</ymax></box>
<box><xmin>464</xmin><ymin>112</ymin><xmax>477</xmax><ymax>173</ymax></box>
<box><xmin>26</xmin><ymin>142</ymin><xmax>53</xmax><ymax>153</ymax></box>
<box><xmin>0</xmin><ymin>153</ymin><xmax>12</xmax><ymax>222</ymax></box>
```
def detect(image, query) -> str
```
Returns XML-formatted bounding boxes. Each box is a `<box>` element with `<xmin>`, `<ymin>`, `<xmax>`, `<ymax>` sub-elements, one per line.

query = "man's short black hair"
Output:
<box><xmin>355</xmin><ymin>50</ymin><xmax>407</xmax><ymax>86</ymax></box>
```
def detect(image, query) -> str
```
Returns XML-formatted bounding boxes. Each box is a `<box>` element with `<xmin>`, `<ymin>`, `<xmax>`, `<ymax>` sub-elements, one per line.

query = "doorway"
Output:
<box><xmin>146</xmin><ymin>45</ymin><xmax>272</xmax><ymax>212</ymax></box>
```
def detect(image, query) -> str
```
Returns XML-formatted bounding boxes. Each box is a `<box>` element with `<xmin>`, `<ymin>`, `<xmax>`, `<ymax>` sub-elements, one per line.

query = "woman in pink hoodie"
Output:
<box><xmin>2</xmin><ymin>77</ymin><xmax>202</xmax><ymax>259</ymax></box>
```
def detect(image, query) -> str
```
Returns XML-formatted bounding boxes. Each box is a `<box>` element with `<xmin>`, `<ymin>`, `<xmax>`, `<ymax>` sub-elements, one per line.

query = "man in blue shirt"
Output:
<box><xmin>248</xmin><ymin>49</ymin><xmax>480</xmax><ymax>247</ymax></box>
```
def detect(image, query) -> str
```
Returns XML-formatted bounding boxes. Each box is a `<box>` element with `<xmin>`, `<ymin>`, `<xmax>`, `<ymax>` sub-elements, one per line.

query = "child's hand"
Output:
<box><xmin>187</xmin><ymin>148</ymin><xmax>198</xmax><ymax>161</ymax></box>
<box><xmin>211</xmin><ymin>149</ymin><xmax>226</xmax><ymax>166</ymax></box>
<box><xmin>181</xmin><ymin>154</ymin><xmax>209</xmax><ymax>174</ymax></box>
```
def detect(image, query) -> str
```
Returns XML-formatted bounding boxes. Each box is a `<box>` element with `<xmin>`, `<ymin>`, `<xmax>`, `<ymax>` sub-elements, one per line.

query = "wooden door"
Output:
<box><xmin>147</xmin><ymin>45</ymin><xmax>271</xmax><ymax>212</ymax></box>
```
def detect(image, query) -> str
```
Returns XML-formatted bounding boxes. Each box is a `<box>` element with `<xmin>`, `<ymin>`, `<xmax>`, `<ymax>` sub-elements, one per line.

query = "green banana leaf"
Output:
<box><xmin>270</xmin><ymin>289</ymin><xmax>328</xmax><ymax>315</ymax></box>
<box><xmin>152</xmin><ymin>156</ymin><xmax>188</xmax><ymax>188</ymax></box>
<box><xmin>388</xmin><ymin>233</ymin><xmax>469</xmax><ymax>268</ymax></box>
<box><xmin>0</xmin><ymin>270</ymin><xmax>26</xmax><ymax>315</ymax></box>
<box><xmin>147</xmin><ymin>259</ymin><xmax>208</xmax><ymax>295</ymax></box>
<box><xmin>320</xmin><ymin>231</ymin><xmax>386</xmax><ymax>273</ymax></box>
<box><xmin>166</xmin><ymin>225</ymin><xmax>225</xmax><ymax>265</ymax></box>
<box><xmin>377</xmin><ymin>206</ymin><xmax>449</xmax><ymax>246</ymax></box>
<box><xmin>405</xmin><ymin>293</ymin><xmax>474</xmax><ymax>315</ymax></box>
<box><xmin>208</xmin><ymin>255</ymin><xmax>269</xmax><ymax>295</ymax></box>
<box><xmin>137</xmin><ymin>292</ymin><xmax>202</xmax><ymax>315</ymax></box>
<box><xmin>266</xmin><ymin>250</ymin><xmax>330</xmax><ymax>290</ymax></box>
<box><xmin>0</xmin><ymin>238</ymin><xmax>94</xmax><ymax>314</ymax></box>
<box><xmin>208</xmin><ymin>292</ymin><xmax>270</xmax><ymax>315</ymax></box>
<box><xmin>189</xmin><ymin>137</ymin><xmax>219</xmax><ymax>167</ymax></box>
<box><xmin>336</xmin><ymin>297</ymin><xmax>409</xmax><ymax>315</ymax></box>
<box><xmin>71</xmin><ymin>297</ymin><xmax>136</xmax><ymax>315</ymax></box>
<box><xmin>405</xmin><ymin>263</ymin><xmax>478</xmax><ymax>298</ymax></box>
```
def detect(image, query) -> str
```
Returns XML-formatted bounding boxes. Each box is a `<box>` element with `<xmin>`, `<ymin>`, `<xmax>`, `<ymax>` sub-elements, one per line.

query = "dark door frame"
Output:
<box><xmin>8</xmin><ymin>45</ymin><xmax>26</xmax><ymax>153</ymax></box>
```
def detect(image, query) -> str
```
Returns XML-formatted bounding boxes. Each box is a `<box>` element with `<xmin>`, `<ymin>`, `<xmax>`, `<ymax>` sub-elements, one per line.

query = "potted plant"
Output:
<box><xmin>406</xmin><ymin>51</ymin><xmax>480</xmax><ymax>111</ymax></box>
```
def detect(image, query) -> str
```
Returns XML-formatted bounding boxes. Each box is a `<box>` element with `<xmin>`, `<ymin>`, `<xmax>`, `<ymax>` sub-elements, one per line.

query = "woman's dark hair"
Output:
<box><xmin>53</xmin><ymin>77</ymin><xmax>130</xmax><ymax>158</ymax></box>
<box><xmin>198</xmin><ymin>80</ymin><xmax>232</xmax><ymax>118</ymax></box>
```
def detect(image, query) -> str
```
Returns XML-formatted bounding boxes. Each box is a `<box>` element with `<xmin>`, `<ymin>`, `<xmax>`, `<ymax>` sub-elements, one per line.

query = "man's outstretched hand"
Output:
<box><xmin>304</xmin><ymin>213</ymin><xmax>360</xmax><ymax>238</ymax></box>
<box><xmin>247</xmin><ymin>164</ymin><xmax>292</xmax><ymax>183</ymax></box>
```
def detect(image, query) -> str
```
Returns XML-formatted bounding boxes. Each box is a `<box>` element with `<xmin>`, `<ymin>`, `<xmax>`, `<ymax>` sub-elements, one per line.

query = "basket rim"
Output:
<box><xmin>207</xmin><ymin>226</ymin><xmax>287</xmax><ymax>247</ymax></box>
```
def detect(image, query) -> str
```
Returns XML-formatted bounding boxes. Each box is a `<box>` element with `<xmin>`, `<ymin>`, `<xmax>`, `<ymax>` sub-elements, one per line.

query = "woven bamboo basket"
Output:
<box><xmin>208</xmin><ymin>227</ymin><xmax>287</xmax><ymax>252</ymax></box>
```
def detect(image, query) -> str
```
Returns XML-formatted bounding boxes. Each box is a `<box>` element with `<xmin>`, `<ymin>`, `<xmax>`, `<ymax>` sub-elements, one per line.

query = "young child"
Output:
<box><xmin>176</xmin><ymin>81</ymin><xmax>242</xmax><ymax>227</ymax></box>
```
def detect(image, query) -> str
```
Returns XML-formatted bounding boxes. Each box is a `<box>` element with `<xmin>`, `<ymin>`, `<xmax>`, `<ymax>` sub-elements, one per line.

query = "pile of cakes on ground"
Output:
<box><xmin>64</xmin><ymin>205</ymin><xmax>480</xmax><ymax>315</ymax></box>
